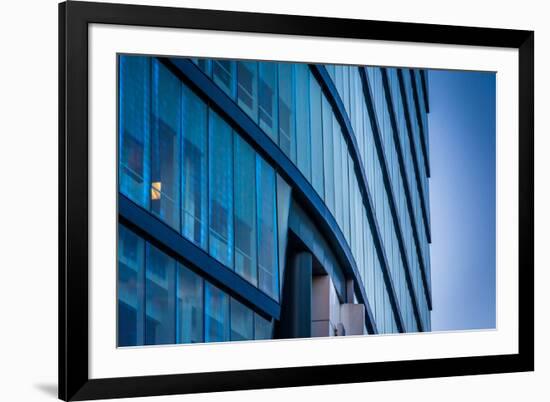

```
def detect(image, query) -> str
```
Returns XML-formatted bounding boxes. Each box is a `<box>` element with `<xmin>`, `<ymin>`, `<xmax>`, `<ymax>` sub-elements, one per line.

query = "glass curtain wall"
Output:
<box><xmin>119</xmin><ymin>55</ymin><xmax>280</xmax><ymax>303</ymax></box>
<box><xmin>120</xmin><ymin>55</ymin><xmax>432</xmax><ymax>335</ymax></box>
<box><xmin>118</xmin><ymin>224</ymin><xmax>274</xmax><ymax>346</ymax></box>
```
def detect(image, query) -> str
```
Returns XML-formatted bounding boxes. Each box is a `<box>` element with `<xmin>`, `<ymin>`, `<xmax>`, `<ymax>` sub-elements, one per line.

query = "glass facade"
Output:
<box><xmin>118</xmin><ymin>54</ymin><xmax>432</xmax><ymax>346</ymax></box>
<box><xmin>118</xmin><ymin>224</ymin><xmax>274</xmax><ymax>346</ymax></box>
<box><xmin>119</xmin><ymin>56</ymin><xmax>280</xmax><ymax>305</ymax></box>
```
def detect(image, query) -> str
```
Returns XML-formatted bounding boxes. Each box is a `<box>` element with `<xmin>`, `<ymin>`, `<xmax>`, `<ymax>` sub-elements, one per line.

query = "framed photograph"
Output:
<box><xmin>59</xmin><ymin>1</ymin><xmax>534</xmax><ymax>400</ymax></box>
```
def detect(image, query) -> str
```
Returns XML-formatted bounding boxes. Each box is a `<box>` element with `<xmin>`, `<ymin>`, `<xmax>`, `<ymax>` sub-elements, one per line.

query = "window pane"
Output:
<box><xmin>341</xmin><ymin>143</ymin><xmax>350</xmax><ymax>241</ymax></box>
<box><xmin>278</xmin><ymin>63</ymin><xmax>296</xmax><ymax>162</ymax></box>
<box><xmin>309</xmin><ymin>73</ymin><xmax>324</xmax><ymax>197</ymax></box>
<box><xmin>343</xmin><ymin>66</ymin><xmax>350</xmax><ymax>114</ymax></box>
<box><xmin>333</xmin><ymin>120</ymin><xmax>343</xmax><ymax>228</ymax></box>
<box><xmin>334</xmin><ymin>66</ymin><xmax>344</xmax><ymax>101</ymax></box>
<box><xmin>295</xmin><ymin>64</ymin><xmax>311</xmax><ymax>181</ymax></box>
<box><xmin>234</xmin><ymin>135</ymin><xmax>257</xmax><ymax>285</ymax></box>
<box><xmin>205</xmin><ymin>283</ymin><xmax>230</xmax><ymax>342</ymax></box>
<box><xmin>256</xmin><ymin>156</ymin><xmax>279</xmax><ymax>300</ymax></box>
<box><xmin>145</xmin><ymin>244</ymin><xmax>176</xmax><ymax>345</ymax></box>
<box><xmin>230</xmin><ymin>298</ymin><xmax>254</xmax><ymax>341</ymax></box>
<box><xmin>192</xmin><ymin>58</ymin><xmax>211</xmax><ymax>75</ymax></box>
<box><xmin>151</xmin><ymin>60</ymin><xmax>181</xmax><ymax>230</ymax></box>
<box><xmin>118</xmin><ymin>224</ymin><xmax>145</xmax><ymax>347</ymax></box>
<box><xmin>322</xmin><ymin>95</ymin><xmax>335</xmax><ymax>213</ymax></box>
<box><xmin>208</xmin><ymin>111</ymin><xmax>234</xmax><ymax>268</ymax></box>
<box><xmin>237</xmin><ymin>61</ymin><xmax>258</xmax><ymax>121</ymax></box>
<box><xmin>119</xmin><ymin>55</ymin><xmax>151</xmax><ymax>208</ymax></box>
<box><xmin>177</xmin><ymin>265</ymin><xmax>203</xmax><ymax>344</ymax></box>
<box><xmin>258</xmin><ymin>62</ymin><xmax>278</xmax><ymax>141</ymax></box>
<box><xmin>181</xmin><ymin>84</ymin><xmax>208</xmax><ymax>249</ymax></box>
<box><xmin>348</xmin><ymin>168</ymin><xmax>356</xmax><ymax>254</ymax></box>
<box><xmin>254</xmin><ymin>313</ymin><xmax>272</xmax><ymax>340</ymax></box>
<box><xmin>212</xmin><ymin>59</ymin><xmax>235</xmax><ymax>97</ymax></box>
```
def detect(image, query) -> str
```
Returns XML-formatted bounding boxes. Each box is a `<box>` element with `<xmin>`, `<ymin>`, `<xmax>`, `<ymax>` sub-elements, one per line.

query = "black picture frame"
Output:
<box><xmin>59</xmin><ymin>1</ymin><xmax>534</xmax><ymax>400</ymax></box>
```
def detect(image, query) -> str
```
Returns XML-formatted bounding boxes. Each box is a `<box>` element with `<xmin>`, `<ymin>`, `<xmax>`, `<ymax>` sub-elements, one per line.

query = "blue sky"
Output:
<box><xmin>427</xmin><ymin>69</ymin><xmax>496</xmax><ymax>331</ymax></box>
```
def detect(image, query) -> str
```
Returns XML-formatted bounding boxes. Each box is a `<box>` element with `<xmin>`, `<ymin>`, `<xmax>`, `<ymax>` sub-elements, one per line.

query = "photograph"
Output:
<box><xmin>53</xmin><ymin>2</ymin><xmax>534</xmax><ymax>400</ymax></box>
<box><xmin>116</xmin><ymin>55</ymin><xmax>496</xmax><ymax>346</ymax></box>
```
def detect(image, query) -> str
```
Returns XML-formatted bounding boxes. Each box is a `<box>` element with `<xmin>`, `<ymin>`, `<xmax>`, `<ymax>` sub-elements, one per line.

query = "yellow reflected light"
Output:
<box><xmin>151</xmin><ymin>182</ymin><xmax>162</xmax><ymax>200</ymax></box>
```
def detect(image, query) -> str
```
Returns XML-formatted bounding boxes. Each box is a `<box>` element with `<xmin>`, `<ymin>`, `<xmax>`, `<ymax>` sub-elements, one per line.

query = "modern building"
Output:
<box><xmin>117</xmin><ymin>54</ymin><xmax>432</xmax><ymax>346</ymax></box>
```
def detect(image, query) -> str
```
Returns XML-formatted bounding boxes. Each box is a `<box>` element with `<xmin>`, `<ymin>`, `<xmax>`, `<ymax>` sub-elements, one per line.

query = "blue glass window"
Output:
<box><xmin>237</xmin><ymin>61</ymin><xmax>258</xmax><ymax>120</ymax></box>
<box><xmin>256</xmin><ymin>156</ymin><xmax>279</xmax><ymax>300</ymax></box>
<box><xmin>258</xmin><ymin>62</ymin><xmax>278</xmax><ymax>141</ymax></box>
<box><xmin>119</xmin><ymin>55</ymin><xmax>151</xmax><ymax>209</ymax></box>
<box><xmin>234</xmin><ymin>135</ymin><xmax>257</xmax><ymax>285</ymax></box>
<box><xmin>333</xmin><ymin>119</ymin><xmax>343</xmax><ymax>228</ymax></box>
<box><xmin>205</xmin><ymin>283</ymin><xmax>230</xmax><ymax>342</ymax></box>
<box><xmin>212</xmin><ymin>59</ymin><xmax>236</xmax><ymax>97</ymax></box>
<box><xmin>343</xmin><ymin>66</ymin><xmax>351</xmax><ymax>114</ymax></box>
<box><xmin>254</xmin><ymin>314</ymin><xmax>273</xmax><ymax>340</ymax></box>
<box><xmin>230</xmin><ymin>299</ymin><xmax>254</xmax><ymax>341</ymax></box>
<box><xmin>322</xmin><ymin>95</ymin><xmax>335</xmax><ymax>213</ymax></box>
<box><xmin>295</xmin><ymin>64</ymin><xmax>311</xmax><ymax>181</ymax></box>
<box><xmin>341</xmin><ymin>143</ymin><xmax>350</xmax><ymax>241</ymax></box>
<box><xmin>192</xmin><ymin>58</ymin><xmax>211</xmax><ymax>75</ymax></box>
<box><xmin>181</xmin><ymin>84</ymin><xmax>208</xmax><ymax>249</ymax></box>
<box><xmin>348</xmin><ymin>166</ymin><xmax>356</xmax><ymax>254</ymax></box>
<box><xmin>375</xmin><ymin>259</ymin><xmax>384</xmax><ymax>332</ymax></box>
<box><xmin>118</xmin><ymin>224</ymin><xmax>145</xmax><ymax>347</ymax></box>
<box><xmin>309</xmin><ymin>73</ymin><xmax>324</xmax><ymax>197</ymax></box>
<box><xmin>334</xmin><ymin>66</ymin><xmax>344</xmax><ymax>101</ymax></box>
<box><xmin>145</xmin><ymin>244</ymin><xmax>176</xmax><ymax>345</ymax></box>
<box><xmin>208</xmin><ymin>111</ymin><xmax>234</xmax><ymax>268</ymax></box>
<box><xmin>151</xmin><ymin>60</ymin><xmax>181</xmax><ymax>230</ymax></box>
<box><xmin>278</xmin><ymin>63</ymin><xmax>296</xmax><ymax>162</ymax></box>
<box><xmin>177</xmin><ymin>265</ymin><xmax>204</xmax><ymax>344</ymax></box>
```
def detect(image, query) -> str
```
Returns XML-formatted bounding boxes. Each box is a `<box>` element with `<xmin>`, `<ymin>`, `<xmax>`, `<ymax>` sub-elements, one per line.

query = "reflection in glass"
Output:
<box><xmin>177</xmin><ymin>265</ymin><xmax>204</xmax><ymax>344</ymax></box>
<box><xmin>145</xmin><ymin>244</ymin><xmax>176</xmax><ymax>345</ymax></box>
<box><xmin>119</xmin><ymin>56</ymin><xmax>151</xmax><ymax>208</ymax></box>
<box><xmin>309</xmin><ymin>73</ymin><xmax>324</xmax><ymax>197</ymax></box>
<box><xmin>234</xmin><ymin>135</ymin><xmax>257</xmax><ymax>285</ymax></box>
<box><xmin>258</xmin><ymin>62</ymin><xmax>278</xmax><ymax>141</ymax></box>
<box><xmin>151</xmin><ymin>60</ymin><xmax>181</xmax><ymax>229</ymax></box>
<box><xmin>205</xmin><ymin>283</ymin><xmax>230</xmax><ymax>342</ymax></box>
<box><xmin>208</xmin><ymin>111</ymin><xmax>234</xmax><ymax>268</ymax></box>
<box><xmin>192</xmin><ymin>58</ymin><xmax>211</xmax><ymax>75</ymax></box>
<box><xmin>278</xmin><ymin>63</ymin><xmax>296</xmax><ymax>162</ymax></box>
<box><xmin>256</xmin><ymin>156</ymin><xmax>279</xmax><ymax>300</ymax></box>
<box><xmin>237</xmin><ymin>61</ymin><xmax>258</xmax><ymax>120</ymax></box>
<box><xmin>181</xmin><ymin>85</ymin><xmax>208</xmax><ymax>249</ymax></box>
<box><xmin>333</xmin><ymin>119</ymin><xmax>343</xmax><ymax>228</ymax></box>
<box><xmin>295</xmin><ymin>64</ymin><xmax>311</xmax><ymax>181</ymax></box>
<box><xmin>254</xmin><ymin>314</ymin><xmax>272</xmax><ymax>340</ymax></box>
<box><xmin>230</xmin><ymin>299</ymin><xmax>254</xmax><ymax>341</ymax></box>
<box><xmin>212</xmin><ymin>59</ymin><xmax>235</xmax><ymax>97</ymax></box>
<box><xmin>118</xmin><ymin>224</ymin><xmax>145</xmax><ymax>347</ymax></box>
<box><xmin>322</xmin><ymin>96</ymin><xmax>335</xmax><ymax>213</ymax></box>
